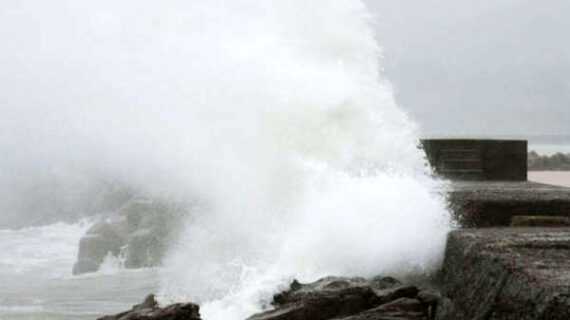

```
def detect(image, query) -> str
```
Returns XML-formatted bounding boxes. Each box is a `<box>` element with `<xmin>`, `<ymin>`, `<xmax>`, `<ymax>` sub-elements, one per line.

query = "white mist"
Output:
<box><xmin>149</xmin><ymin>1</ymin><xmax>452</xmax><ymax>319</ymax></box>
<box><xmin>0</xmin><ymin>1</ymin><xmax>451</xmax><ymax>319</ymax></box>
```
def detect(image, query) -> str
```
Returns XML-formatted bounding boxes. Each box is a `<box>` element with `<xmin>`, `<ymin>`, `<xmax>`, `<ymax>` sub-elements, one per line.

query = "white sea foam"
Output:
<box><xmin>145</xmin><ymin>1</ymin><xmax>451</xmax><ymax>319</ymax></box>
<box><xmin>0</xmin><ymin>220</ymin><xmax>92</xmax><ymax>278</ymax></box>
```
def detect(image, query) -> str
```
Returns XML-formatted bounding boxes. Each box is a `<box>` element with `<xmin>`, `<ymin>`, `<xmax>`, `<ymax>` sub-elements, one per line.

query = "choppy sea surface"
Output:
<box><xmin>0</xmin><ymin>221</ymin><xmax>158</xmax><ymax>320</ymax></box>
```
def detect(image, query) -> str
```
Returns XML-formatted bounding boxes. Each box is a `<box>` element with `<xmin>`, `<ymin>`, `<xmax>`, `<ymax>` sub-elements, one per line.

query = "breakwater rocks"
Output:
<box><xmin>248</xmin><ymin>276</ymin><xmax>440</xmax><ymax>320</ymax></box>
<box><xmin>99</xmin><ymin>276</ymin><xmax>444</xmax><ymax>320</ymax></box>
<box><xmin>97</xmin><ymin>294</ymin><xmax>201</xmax><ymax>320</ymax></box>
<box><xmin>96</xmin><ymin>228</ymin><xmax>570</xmax><ymax>320</ymax></box>
<box><xmin>439</xmin><ymin>228</ymin><xmax>570</xmax><ymax>319</ymax></box>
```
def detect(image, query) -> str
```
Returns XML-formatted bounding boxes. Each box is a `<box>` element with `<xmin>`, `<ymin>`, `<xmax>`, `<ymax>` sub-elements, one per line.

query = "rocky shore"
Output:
<box><xmin>97</xmin><ymin>227</ymin><xmax>570</xmax><ymax>320</ymax></box>
<box><xmin>94</xmin><ymin>177</ymin><xmax>570</xmax><ymax>320</ymax></box>
<box><xmin>98</xmin><ymin>276</ymin><xmax>444</xmax><ymax>320</ymax></box>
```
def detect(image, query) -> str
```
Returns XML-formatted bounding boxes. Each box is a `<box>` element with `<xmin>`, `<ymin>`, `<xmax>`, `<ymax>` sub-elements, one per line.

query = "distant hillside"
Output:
<box><xmin>528</xmin><ymin>151</ymin><xmax>570</xmax><ymax>171</ymax></box>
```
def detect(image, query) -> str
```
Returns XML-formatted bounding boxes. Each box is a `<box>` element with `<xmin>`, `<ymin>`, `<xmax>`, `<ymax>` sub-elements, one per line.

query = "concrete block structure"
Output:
<box><xmin>421</xmin><ymin>139</ymin><xmax>527</xmax><ymax>181</ymax></box>
<box><xmin>422</xmin><ymin>139</ymin><xmax>570</xmax><ymax>227</ymax></box>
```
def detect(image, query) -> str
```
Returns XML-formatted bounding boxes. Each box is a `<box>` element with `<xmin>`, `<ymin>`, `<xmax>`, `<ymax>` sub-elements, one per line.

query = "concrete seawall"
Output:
<box><xmin>438</xmin><ymin>228</ymin><xmax>570</xmax><ymax>319</ymax></box>
<box><xmin>448</xmin><ymin>181</ymin><xmax>570</xmax><ymax>227</ymax></box>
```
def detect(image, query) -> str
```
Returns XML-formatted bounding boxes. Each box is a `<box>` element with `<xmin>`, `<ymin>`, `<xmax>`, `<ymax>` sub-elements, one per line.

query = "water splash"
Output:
<box><xmin>0</xmin><ymin>1</ymin><xmax>451</xmax><ymax>319</ymax></box>
<box><xmin>148</xmin><ymin>1</ymin><xmax>451</xmax><ymax>319</ymax></box>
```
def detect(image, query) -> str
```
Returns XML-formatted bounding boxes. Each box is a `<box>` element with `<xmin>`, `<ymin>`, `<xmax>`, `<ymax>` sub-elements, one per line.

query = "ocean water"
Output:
<box><xmin>0</xmin><ymin>221</ymin><xmax>159</xmax><ymax>320</ymax></box>
<box><xmin>0</xmin><ymin>1</ymin><xmax>451</xmax><ymax>319</ymax></box>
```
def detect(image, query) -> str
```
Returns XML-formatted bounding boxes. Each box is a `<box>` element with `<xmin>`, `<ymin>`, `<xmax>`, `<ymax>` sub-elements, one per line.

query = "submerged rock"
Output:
<box><xmin>97</xmin><ymin>294</ymin><xmax>201</xmax><ymax>320</ymax></box>
<box><xmin>248</xmin><ymin>276</ymin><xmax>434</xmax><ymax>320</ymax></box>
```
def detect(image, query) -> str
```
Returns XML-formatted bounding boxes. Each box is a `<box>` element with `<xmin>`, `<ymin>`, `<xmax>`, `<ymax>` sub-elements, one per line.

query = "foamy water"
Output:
<box><xmin>0</xmin><ymin>221</ymin><xmax>160</xmax><ymax>320</ymax></box>
<box><xmin>1</xmin><ymin>1</ymin><xmax>451</xmax><ymax>319</ymax></box>
<box><xmin>0</xmin><ymin>221</ymin><xmax>90</xmax><ymax>278</ymax></box>
<box><xmin>150</xmin><ymin>1</ymin><xmax>451</xmax><ymax>319</ymax></box>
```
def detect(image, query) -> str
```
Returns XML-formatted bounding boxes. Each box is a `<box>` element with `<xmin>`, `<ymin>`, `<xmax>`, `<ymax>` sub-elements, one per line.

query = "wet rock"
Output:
<box><xmin>369</xmin><ymin>276</ymin><xmax>402</xmax><ymax>290</ymax></box>
<box><xmin>249</xmin><ymin>276</ymin><xmax>426</xmax><ymax>320</ymax></box>
<box><xmin>374</xmin><ymin>285</ymin><xmax>419</xmax><ymax>305</ymax></box>
<box><xmin>272</xmin><ymin>276</ymin><xmax>369</xmax><ymax>305</ymax></box>
<box><xmin>251</xmin><ymin>278</ymin><xmax>378</xmax><ymax>320</ymax></box>
<box><xmin>374</xmin><ymin>298</ymin><xmax>425</xmax><ymax>313</ymax></box>
<box><xmin>416</xmin><ymin>290</ymin><xmax>442</xmax><ymax>320</ymax></box>
<box><xmin>272</xmin><ymin>276</ymin><xmax>404</xmax><ymax>306</ymax></box>
<box><xmin>97</xmin><ymin>294</ymin><xmax>201</xmax><ymax>320</ymax></box>
<box><xmin>433</xmin><ymin>298</ymin><xmax>453</xmax><ymax>320</ymax></box>
<box><xmin>336</xmin><ymin>298</ymin><xmax>426</xmax><ymax>320</ymax></box>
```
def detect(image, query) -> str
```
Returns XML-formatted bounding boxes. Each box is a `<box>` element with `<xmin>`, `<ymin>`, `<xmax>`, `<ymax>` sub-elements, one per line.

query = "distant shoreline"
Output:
<box><xmin>528</xmin><ymin>151</ymin><xmax>570</xmax><ymax>171</ymax></box>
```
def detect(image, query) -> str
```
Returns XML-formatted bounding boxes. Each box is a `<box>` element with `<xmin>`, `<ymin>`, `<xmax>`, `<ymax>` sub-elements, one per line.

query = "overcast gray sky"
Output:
<box><xmin>365</xmin><ymin>0</ymin><xmax>570</xmax><ymax>136</ymax></box>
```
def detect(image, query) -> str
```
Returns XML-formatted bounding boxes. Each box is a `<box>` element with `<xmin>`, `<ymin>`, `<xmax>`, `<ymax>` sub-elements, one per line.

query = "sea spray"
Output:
<box><xmin>151</xmin><ymin>1</ymin><xmax>450</xmax><ymax>319</ymax></box>
<box><xmin>0</xmin><ymin>0</ymin><xmax>451</xmax><ymax>319</ymax></box>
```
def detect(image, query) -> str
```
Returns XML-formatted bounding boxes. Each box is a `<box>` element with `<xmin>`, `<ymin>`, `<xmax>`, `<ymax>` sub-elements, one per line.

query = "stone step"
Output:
<box><xmin>440</xmin><ymin>149</ymin><xmax>481</xmax><ymax>161</ymax></box>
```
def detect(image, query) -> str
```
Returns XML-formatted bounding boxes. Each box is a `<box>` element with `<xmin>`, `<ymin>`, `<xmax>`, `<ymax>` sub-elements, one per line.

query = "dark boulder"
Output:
<box><xmin>248</xmin><ymin>276</ymin><xmax>429</xmax><ymax>320</ymax></box>
<box><xmin>97</xmin><ymin>294</ymin><xmax>201</xmax><ymax>320</ymax></box>
<box><xmin>335</xmin><ymin>298</ymin><xmax>426</xmax><ymax>320</ymax></box>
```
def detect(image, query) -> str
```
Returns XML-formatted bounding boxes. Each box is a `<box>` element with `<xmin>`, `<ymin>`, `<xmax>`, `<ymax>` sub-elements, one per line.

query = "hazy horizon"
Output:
<box><xmin>366</xmin><ymin>0</ymin><xmax>570</xmax><ymax>137</ymax></box>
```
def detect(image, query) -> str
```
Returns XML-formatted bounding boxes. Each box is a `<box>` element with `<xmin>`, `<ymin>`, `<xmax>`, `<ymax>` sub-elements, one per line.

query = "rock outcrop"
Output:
<box><xmin>248</xmin><ymin>276</ymin><xmax>441</xmax><ymax>320</ymax></box>
<box><xmin>73</xmin><ymin>198</ymin><xmax>188</xmax><ymax>275</ymax></box>
<box><xmin>96</xmin><ymin>276</ymin><xmax>446</xmax><ymax>320</ymax></box>
<box><xmin>73</xmin><ymin>220</ymin><xmax>128</xmax><ymax>274</ymax></box>
<box><xmin>438</xmin><ymin>228</ymin><xmax>570</xmax><ymax>319</ymax></box>
<box><xmin>97</xmin><ymin>294</ymin><xmax>201</xmax><ymax>320</ymax></box>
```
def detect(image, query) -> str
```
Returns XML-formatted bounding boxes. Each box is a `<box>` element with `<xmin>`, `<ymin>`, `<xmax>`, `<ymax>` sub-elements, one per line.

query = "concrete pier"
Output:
<box><xmin>439</xmin><ymin>228</ymin><xmax>570</xmax><ymax>319</ymax></box>
<box><xmin>422</xmin><ymin>139</ymin><xmax>527</xmax><ymax>181</ymax></box>
<box><xmin>448</xmin><ymin>181</ymin><xmax>570</xmax><ymax>227</ymax></box>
